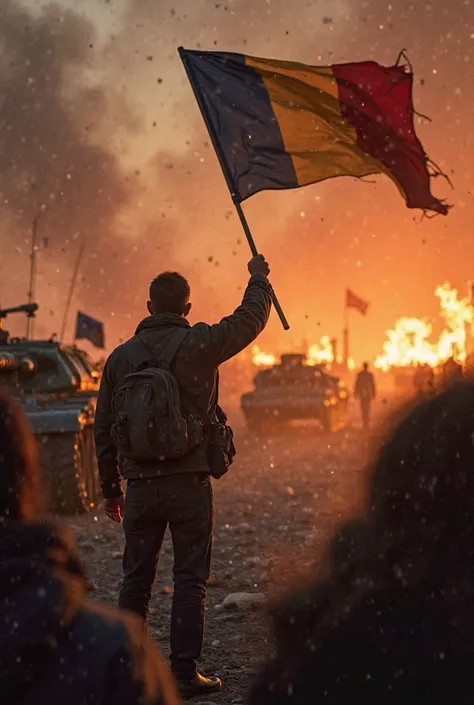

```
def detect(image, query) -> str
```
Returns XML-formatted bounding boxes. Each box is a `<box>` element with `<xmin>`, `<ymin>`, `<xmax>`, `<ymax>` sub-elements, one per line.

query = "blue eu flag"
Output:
<box><xmin>75</xmin><ymin>311</ymin><xmax>105</xmax><ymax>349</ymax></box>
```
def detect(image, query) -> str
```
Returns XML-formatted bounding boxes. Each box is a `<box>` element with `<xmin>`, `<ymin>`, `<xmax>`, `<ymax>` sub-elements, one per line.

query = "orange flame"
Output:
<box><xmin>375</xmin><ymin>283</ymin><xmax>473</xmax><ymax>371</ymax></box>
<box><xmin>307</xmin><ymin>336</ymin><xmax>333</xmax><ymax>366</ymax></box>
<box><xmin>251</xmin><ymin>345</ymin><xmax>277</xmax><ymax>367</ymax></box>
<box><xmin>252</xmin><ymin>283</ymin><xmax>473</xmax><ymax>372</ymax></box>
<box><xmin>252</xmin><ymin>338</ymin><xmax>355</xmax><ymax>369</ymax></box>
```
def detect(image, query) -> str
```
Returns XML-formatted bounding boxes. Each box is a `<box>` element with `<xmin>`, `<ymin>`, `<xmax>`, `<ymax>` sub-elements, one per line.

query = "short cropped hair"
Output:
<box><xmin>149</xmin><ymin>272</ymin><xmax>190</xmax><ymax>314</ymax></box>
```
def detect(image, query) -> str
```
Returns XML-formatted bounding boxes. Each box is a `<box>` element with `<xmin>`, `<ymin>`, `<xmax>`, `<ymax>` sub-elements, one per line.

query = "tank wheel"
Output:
<box><xmin>80</xmin><ymin>426</ymin><xmax>100</xmax><ymax>511</ymax></box>
<box><xmin>268</xmin><ymin>418</ymin><xmax>286</xmax><ymax>435</ymax></box>
<box><xmin>246</xmin><ymin>418</ymin><xmax>265</xmax><ymax>436</ymax></box>
<box><xmin>337</xmin><ymin>401</ymin><xmax>349</xmax><ymax>430</ymax></box>
<box><xmin>322</xmin><ymin>407</ymin><xmax>335</xmax><ymax>433</ymax></box>
<box><xmin>39</xmin><ymin>426</ymin><xmax>100</xmax><ymax>515</ymax></box>
<box><xmin>322</xmin><ymin>403</ymin><xmax>348</xmax><ymax>433</ymax></box>
<box><xmin>247</xmin><ymin>416</ymin><xmax>286</xmax><ymax>436</ymax></box>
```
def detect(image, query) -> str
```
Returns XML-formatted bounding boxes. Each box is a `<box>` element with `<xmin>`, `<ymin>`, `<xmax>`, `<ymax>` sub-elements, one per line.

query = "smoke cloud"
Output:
<box><xmin>0</xmin><ymin>1</ymin><xmax>140</xmax><ymax>338</ymax></box>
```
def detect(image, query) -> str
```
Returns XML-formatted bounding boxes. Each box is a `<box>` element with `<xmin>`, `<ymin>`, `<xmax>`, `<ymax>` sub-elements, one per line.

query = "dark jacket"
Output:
<box><xmin>249</xmin><ymin>583</ymin><xmax>474</xmax><ymax>705</ymax></box>
<box><xmin>94</xmin><ymin>274</ymin><xmax>272</xmax><ymax>498</ymax></box>
<box><xmin>354</xmin><ymin>369</ymin><xmax>376</xmax><ymax>400</ymax></box>
<box><xmin>0</xmin><ymin>521</ymin><xmax>178</xmax><ymax>705</ymax></box>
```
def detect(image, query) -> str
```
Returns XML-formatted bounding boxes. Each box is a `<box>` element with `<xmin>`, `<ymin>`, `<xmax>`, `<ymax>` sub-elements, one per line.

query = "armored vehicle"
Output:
<box><xmin>0</xmin><ymin>304</ymin><xmax>101</xmax><ymax>514</ymax></box>
<box><xmin>241</xmin><ymin>353</ymin><xmax>349</xmax><ymax>435</ymax></box>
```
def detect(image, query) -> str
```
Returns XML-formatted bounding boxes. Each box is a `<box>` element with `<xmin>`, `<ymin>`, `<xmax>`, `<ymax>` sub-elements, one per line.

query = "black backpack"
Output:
<box><xmin>111</xmin><ymin>329</ymin><xmax>203</xmax><ymax>462</ymax></box>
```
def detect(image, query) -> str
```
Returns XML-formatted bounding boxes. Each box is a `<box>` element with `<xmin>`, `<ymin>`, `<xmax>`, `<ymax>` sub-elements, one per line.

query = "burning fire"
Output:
<box><xmin>252</xmin><ymin>336</ymin><xmax>355</xmax><ymax>369</ymax></box>
<box><xmin>375</xmin><ymin>283</ymin><xmax>473</xmax><ymax>371</ymax></box>
<box><xmin>252</xmin><ymin>283</ymin><xmax>473</xmax><ymax>373</ymax></box>
<box><xmin>252</xmin><ymin>346</ymin><xmax>277</xmax><ymax>367</ymax></box>
<box><xmin>307</xmin><ymin>336</ymin><xmax>334</xmax><ymax>366</ymax></box>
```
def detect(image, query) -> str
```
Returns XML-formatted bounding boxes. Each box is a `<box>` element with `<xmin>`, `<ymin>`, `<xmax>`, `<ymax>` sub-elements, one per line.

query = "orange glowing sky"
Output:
<box><xmin>0</xmin><ymin>0</ymin><xmax>473</xmax><ymax>365</ymax></box>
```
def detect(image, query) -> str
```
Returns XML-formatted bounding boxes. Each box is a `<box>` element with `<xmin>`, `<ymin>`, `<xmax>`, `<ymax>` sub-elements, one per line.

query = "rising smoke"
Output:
<box><xmin>0</xmin><ymin>1</ymin><xmax>145</xmax><ymax>340</ymax></box>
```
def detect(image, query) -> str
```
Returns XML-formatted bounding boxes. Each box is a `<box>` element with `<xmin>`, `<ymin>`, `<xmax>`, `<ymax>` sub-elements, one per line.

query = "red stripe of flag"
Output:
<box><xmin>332</xmin><ymin>61</ymin><xmax>448</xmax><ymax>215</ymax></box>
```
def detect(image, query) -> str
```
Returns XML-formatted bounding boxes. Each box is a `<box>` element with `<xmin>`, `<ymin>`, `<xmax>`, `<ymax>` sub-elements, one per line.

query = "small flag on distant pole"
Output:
<box><xmin>346</xmin><ymin>289</ymin><xmax>369</xmax><ymax>316</ymax></box>
<box><xmin>75</xmin><ymin>311</ymin><xmax>105</xmax><ymax>349</ymax></box>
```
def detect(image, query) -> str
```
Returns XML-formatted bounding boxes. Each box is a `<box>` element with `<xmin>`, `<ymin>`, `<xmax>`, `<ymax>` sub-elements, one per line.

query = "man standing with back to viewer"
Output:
<box><xmin>94</xmin><ymin>254</ymin><xmax>272</xmax><ymax>698</ymax></box>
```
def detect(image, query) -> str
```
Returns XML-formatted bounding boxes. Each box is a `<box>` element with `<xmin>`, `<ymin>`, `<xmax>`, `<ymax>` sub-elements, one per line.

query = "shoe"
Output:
<box><xmin>175</xmin><ymin>672</ymin><xmax>223</xmax><ymax>698</ymax></box>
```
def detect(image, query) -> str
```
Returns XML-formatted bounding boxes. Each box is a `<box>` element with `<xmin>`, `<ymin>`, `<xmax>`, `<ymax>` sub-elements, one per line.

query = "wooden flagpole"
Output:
<box><xmin>178</xmin><ymin>47</ymin><xmax>289</xmax><ymax>331</ymax></box>
<box><xmin>26</xmin><ymin>211</ymin><xmax>41</xmax><ymax>339</ymax></box>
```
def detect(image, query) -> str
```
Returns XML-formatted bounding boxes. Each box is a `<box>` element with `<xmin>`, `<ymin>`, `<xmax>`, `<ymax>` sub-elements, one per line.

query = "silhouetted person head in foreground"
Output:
<box><xmin>0</xmin><ymin>390</ymin><xmax>44</xmax><ymax>523</ymax></box>
<box><xmin>0</xmin><ymin>390</ymin><xmax>178</xmax><ymax>705</ymax></box>
<box><xmin>362</xmin><ymin>361</ymin><xmax>369</xmax><ymax>371</ymax></box>
<box><xmin>249</xmin><ymin>380</ymin><xmax>474</xmax><ymax>705</ymax></box>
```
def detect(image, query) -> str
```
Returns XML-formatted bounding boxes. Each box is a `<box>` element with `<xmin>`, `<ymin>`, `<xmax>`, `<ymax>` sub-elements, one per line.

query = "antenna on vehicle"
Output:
<box><xmin>60</xmin><ymin>236</ymin><xmax>87</xmax><ymax>343</ymax></box>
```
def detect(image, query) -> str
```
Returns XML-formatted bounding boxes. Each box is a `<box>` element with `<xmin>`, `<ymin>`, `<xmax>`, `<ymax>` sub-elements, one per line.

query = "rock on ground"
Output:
<box><xmin>222</xmin><ymin>592</ymin><xmax>267</xmax><ymax>611</ymax></box>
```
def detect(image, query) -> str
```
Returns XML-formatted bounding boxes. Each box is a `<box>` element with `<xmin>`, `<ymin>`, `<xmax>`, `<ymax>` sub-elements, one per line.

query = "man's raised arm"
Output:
<box><xmin>205</xmin><ymin>255</ymin><xmax>273</xmax><ymax>365</ymax></box>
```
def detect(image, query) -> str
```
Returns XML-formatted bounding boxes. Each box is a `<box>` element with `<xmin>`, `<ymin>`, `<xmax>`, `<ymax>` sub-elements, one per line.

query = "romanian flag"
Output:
<box><xmin>346</xmin><ymin>289</ymin><xmax>369</xmax><ymax>315</ymax></box>
<box><xmin>179</xmin><ymin>49</ymin><xmax>448</xmax><ymax>215</ymax></box>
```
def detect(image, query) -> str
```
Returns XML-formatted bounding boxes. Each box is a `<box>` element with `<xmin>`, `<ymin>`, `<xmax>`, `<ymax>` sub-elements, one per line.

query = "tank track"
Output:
<box><xmin>38</xmin><ymin>431</ymin><xmax>89</xmax><ymax>515</ymax></box>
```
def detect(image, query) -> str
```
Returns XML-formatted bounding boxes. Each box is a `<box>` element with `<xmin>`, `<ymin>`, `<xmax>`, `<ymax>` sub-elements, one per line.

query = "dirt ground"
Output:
<box><xmin>68</xmin><ymin>404</ymin><xmax>387</xmax><ymax>704</ymax></box>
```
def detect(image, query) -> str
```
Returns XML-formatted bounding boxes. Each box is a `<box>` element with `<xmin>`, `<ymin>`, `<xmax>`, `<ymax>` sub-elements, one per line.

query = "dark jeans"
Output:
<box><xmin>118</xmin><ymin>473</ymin><xmax>214</xmax><ymax>675</ymax></box>
<box><xmin>360</xmin><ymin>398</ymin><xmax>371</xmax><ymax>429</ymax></box>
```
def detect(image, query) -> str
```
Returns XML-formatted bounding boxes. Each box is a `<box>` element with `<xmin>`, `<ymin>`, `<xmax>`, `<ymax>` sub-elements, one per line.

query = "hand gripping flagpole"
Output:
<box><xmin>178</xmin><ymin>47</ymin><xmax>290</xmax><ymax>331</ymax></box>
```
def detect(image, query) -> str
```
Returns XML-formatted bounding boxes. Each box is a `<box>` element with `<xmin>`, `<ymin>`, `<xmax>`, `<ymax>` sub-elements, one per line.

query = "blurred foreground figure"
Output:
<box><xmin>414</xmin><ymin>363</ymin><xmax>435</xmax><ymax>397</ymax></box>
<box><xmin>354</xmin><ymin>362</ymin><xmax>376</xmax><ymax>429</ymax></box>
<box><xmin>441</xmin><ymin>355</ymin><xmax>464</xmax><ymax>387</ymax></box>
<box><xmin>0</xmin><ymin>391</ymin><xmax>179</xmax><ymax>705</ymax></box>
<box><xmin>249</xmin><ymin>380</ymin><xmax>474</xmax><ymax>705</ymax></box>
<box><xmin>94</xmin><ymin>255</ymin><xmax>272</xmax><ymax>697</ymax></box>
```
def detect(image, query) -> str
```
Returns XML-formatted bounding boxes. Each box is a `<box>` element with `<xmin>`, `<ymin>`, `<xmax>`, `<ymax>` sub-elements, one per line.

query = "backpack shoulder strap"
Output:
<box><xmin>159</xmin><ymin>328</ymin><xmax>191</xmax><ymax>369</ymax></box>
<box><xmin>134</xmin><ymin>328</ymin><xmax>203</xmax><ymax>420</ymax></box>
<box><xmin>135</xmin><ymin>328</ymin><xmax>190</xmax><ymax>371</ymax></box>
<box><xmin>125</xmin><ymin>336</ymin><xmax>153</xmax><ymax>371</ymax></box>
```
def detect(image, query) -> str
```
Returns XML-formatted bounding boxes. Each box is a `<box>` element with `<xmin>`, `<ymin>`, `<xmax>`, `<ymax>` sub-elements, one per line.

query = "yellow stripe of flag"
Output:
<box><xmin>245</xmin><ymin>55</ymin><xmax>382</xmax><ymax>188</ymax></box>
